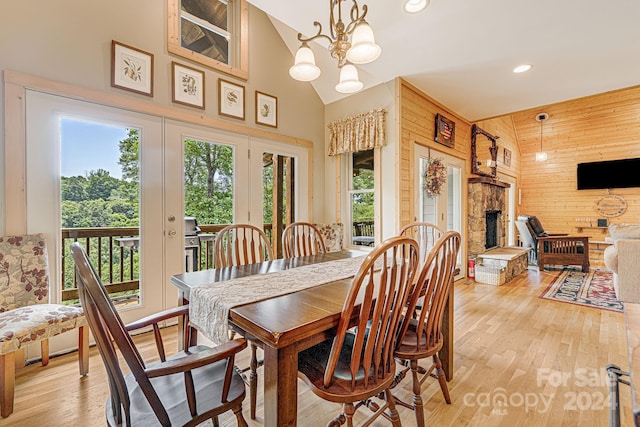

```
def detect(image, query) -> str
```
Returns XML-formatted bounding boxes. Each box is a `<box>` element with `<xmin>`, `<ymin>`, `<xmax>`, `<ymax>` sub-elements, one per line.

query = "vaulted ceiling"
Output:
<box><xmin>248</xmin><ymin>0</ymin><xmax>640</xmax><ymax>121</ymax></box>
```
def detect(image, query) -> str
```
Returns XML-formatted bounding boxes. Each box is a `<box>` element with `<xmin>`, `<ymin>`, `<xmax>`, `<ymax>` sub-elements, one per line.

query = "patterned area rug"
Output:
<box><xmin>539</xmin><ymin>269</ymin><xmax>623</xmax><ymax>313</ymax></box>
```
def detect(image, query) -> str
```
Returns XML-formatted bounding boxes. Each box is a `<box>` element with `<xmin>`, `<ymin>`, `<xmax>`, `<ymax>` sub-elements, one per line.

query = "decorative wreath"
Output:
<box><xmin>423</xmin><ymin>157</ymin><xmax>447</xmax><ymax>197</ymax></box>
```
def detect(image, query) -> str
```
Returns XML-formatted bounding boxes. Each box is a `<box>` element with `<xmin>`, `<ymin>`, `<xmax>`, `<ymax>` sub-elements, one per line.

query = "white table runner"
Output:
<box><xmin>189</xmin><ymin>255</ymin><xmax>366</xmax><ymax>344</ymax></box>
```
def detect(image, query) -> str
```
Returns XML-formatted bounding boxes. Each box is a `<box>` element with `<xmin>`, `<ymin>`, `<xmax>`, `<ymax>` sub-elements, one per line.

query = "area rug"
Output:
<box><xmin>539</xmin><ymin>269</ymin><xmax>623</xmax><ymax>313</ymax></box>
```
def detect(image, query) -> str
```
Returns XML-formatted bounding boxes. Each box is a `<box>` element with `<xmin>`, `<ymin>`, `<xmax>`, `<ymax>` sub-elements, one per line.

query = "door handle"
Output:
<box><xmin>168</xmin><ymin>230</ymin><xmax>177</xmax><ymax>237</ymax></box>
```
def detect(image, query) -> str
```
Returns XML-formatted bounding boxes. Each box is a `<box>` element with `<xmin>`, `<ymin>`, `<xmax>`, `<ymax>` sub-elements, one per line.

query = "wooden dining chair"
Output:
<box><xmin>282</xmin><ymin>221</ymin><xmax>327</xmax><ymax>258</ymax></box>
<box><xmin>298</xmin><ymin>236</ymin><xmax>420</xmax><ymax>427</ymax></box>
<box><xmin>213</xmin><ymin>223</ymin><xmax>274</xmax><ymax>419</ymax></box>
<box><xmin>70</xmin><ymin>243</ymin><xmax>248</xmax><ymax>427</ymax></box>
<box><xmin>399</xmin><ymin>222</ymin><xmax>443</xmax><ymax>263</ymax></box>
<box><xmin>393</xmin><ymin>231</ymin><xmax>461</xmax><ymax>427</ymax></box>
<box><xmin>214</xmin><ymin>224</ymin><xmax>274</xmax><ymax>268</ymax></box>
<box><xmin>0</xmin><ymin>234</ymin><xmax>88</xmax><ymax>418</ymax></box>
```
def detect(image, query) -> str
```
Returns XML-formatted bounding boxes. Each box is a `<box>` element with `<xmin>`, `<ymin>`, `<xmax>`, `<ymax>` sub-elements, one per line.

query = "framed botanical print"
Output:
<box><xmin>111</xmin><ymin>40</ymin><xmax>154</xmax><ymax>96</ymax></box>
<box><xmin>218</xmin><ymin>78</ymin><xmax>245</xmax><ymax>120</ymax></box>
<box><xmin>255</xmin><ymin>91</ymin><xmax>278</xmax><ymax>128</ymax></box>
<box><xmin>171</xmin><ymin>62</ymin><xmax>205</xmax><ymax>109</ymax></box>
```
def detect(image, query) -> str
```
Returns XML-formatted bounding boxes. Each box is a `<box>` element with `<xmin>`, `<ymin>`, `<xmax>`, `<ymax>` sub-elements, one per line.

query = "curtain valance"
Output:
<box><xmin>328</xmin><ymin>108</ymin><xmax>386</xmax><ymax>156</ymax></box>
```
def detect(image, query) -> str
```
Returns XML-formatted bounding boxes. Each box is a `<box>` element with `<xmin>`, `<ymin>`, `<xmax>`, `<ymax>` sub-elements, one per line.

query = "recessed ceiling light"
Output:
<box><xmin>513</xmin><ymin>64</ymin><xmax>533</xmax><ymax>73</ymax></box>
<box><xmin>403</xmin><ymin>0</ymin><xmax>430</xmax><ymax>14</ymax></box>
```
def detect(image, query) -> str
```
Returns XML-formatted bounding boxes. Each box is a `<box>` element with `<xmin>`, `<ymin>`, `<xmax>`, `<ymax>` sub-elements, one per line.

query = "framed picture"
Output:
<box><xmin>218</xmin><ymin>78</ymin><xmax>245</xmax><ymax>120</ymax></box>
<box><xmin>434</xmin><ymin>113</ymin><xmax>455</xmax><ymax>148</ymax></box>
<box><xmin>255</xmin><ymin>91</ymin><xmax>278</xmax><ymax>128</ymax></box>
<box><xmin>111</xmin><ymin>40</ymin><xmax>154</xmax><ymax>97</ymax></box>
<box><xmin>504</xmin><ymin>148</ymin><xmax>512</xmax><ymax>166</ymax></box>
<box><xmin>171</xmin><ymin>62</ymin><xmax>205</xmax><ymax>109</ymax></box>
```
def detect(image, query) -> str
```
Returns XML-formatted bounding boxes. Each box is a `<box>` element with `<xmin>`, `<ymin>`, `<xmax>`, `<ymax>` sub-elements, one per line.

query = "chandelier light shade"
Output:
<box><xmin>346</xmin><ymin>21</ymin><xmax>381</xmax><ymax>64</ymax></box>
<box><xmin>336</xmin><ymin>64</ymin><xmax>363</xmax><ymax>93</ymax></box>
<box><xmin>289</xmin><ymin>0</ymin><xmax>381</xmax><ymax>94</ymax></box>
<box><xmin>535</xmin><ymin>112</ymin><xmax>549</xmax><ymax>162</ymax></box>
<box><xmin>289</xmin><ymin>42</ymin><xmax>321</xmax><ymax>81</ymax></box>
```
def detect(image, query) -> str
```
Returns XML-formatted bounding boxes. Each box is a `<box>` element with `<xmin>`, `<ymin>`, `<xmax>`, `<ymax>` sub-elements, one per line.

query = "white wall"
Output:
<box><xmin>323</xmin><ymin>81</ymin><xmax>398</xmax><ymax>239</ymax></box>
<box><xmin>0</xmin><ymin>0</ymin><xmax>327</xmax><ymax>233</ymax></box>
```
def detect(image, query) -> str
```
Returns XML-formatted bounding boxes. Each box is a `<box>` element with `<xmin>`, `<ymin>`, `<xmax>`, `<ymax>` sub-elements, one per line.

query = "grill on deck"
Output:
<box><xmin>184</xmin><ymin>217</ymin><xmax>215</xmax><ymax>271</ymax></box>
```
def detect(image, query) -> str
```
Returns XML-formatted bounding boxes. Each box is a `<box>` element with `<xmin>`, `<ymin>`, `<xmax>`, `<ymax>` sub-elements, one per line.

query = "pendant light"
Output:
<box><xmin>535</xmin><ymin>113</ymin><xmax>549</xmax><ymax>162</ymax></box>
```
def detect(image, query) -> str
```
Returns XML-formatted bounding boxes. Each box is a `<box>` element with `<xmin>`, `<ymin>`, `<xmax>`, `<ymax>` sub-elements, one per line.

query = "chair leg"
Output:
<box><xmin>233</xmin><ymin>404</ymin><xmax>248</xmax><ymax>427</ymax></box>
<box><xmin>344</xmin><ymin>402</ymin><xmax>355</xmax><ymax>427</ymax></box>
<box><xmin>384</xmin><ymin>388</ymin><xmax>402</xmax><ymax>427</ymax></box>
<box><xmin>0</xmin><ymin>352</ymin><xmax>15</xmax><ymax>417</ymax></box>
<box><xmin>40</xmin><ymin>339</ymin><xmax>49</xmax><ymax>366</ymax></box>
<box><xmin>410</xmin><ymin>359</ymin><xmax>426</xmax><ymax>427</ymax></box>
<box><xmin>79</xmin><ymin>325</ymin><xmax>89</xmax><ymax>375</ymax></box>
<box><xmin>433</xmin><ymin>354</ymin><xmax>451</xmax><ymax>404</ymax></box>
<box><xmin>249</xmin><ymin>342</ymin><xmax>258</xmax><ymax>420</ymax></box>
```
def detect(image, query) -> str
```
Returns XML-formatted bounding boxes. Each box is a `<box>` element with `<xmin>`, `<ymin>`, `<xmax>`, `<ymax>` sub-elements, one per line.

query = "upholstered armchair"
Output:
<box><xmin>0</xmin><ymin>234</ymin><xmax>88</xmax><ymax>417</ymax></box>
<box><xmin>515</xmin><ymin>215</ymin><xmax>589</xmax><ymax>272</ymax></box>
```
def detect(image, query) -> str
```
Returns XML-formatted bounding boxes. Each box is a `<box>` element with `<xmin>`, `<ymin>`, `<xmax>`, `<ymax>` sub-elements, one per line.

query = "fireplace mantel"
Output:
<box><xmin>468</xmin><ymin>176</ymin><xmax>510</xmax><ymax>188</ymax></box>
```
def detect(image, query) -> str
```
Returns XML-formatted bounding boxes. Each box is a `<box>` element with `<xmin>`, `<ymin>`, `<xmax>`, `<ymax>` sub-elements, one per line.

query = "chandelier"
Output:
<box><xmin>288</xmin><ymin>0</ymin><xmax>381</xmax><ymax>94</ymax></box>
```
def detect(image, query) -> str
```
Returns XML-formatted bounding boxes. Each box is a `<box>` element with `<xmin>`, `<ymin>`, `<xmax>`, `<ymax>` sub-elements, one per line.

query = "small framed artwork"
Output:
<box><xmin>111</xmin><ymin>40</ymin><xmax>154</xmax><ymax>97</ymax></box>
<box><xmin>255</xmin><ymin>91</ymin><xmax>278</xmax><ymax>128</ymax></box>
<box><xmin>504</xmin><ymin>148</ymin><xmax>512</xmax><ymax>166</ymax></box>
<box><xmin>434</xmin><ymin>113</ymin><xmax>455</xmax><ymax>148</ymax></box>
<box><xmin>218</xmin><ymin>78</ymin><xmax>245</xmax><ymax>120</ymax></box>
<box><xmin>171</xmin><ymin>62</ymin><xmax>205</xmax><ymax>109</ymax></box>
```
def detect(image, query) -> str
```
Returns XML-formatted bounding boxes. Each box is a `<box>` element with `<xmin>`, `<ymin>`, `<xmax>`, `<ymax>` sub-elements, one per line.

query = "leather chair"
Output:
<box><xmin>515</xmin><ymin>215</ymin><xmax>589</xmax><ymax>272</ymax></box>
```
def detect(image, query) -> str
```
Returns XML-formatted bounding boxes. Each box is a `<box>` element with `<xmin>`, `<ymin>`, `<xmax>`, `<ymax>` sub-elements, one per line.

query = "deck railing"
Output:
<box><xmin>61</xmin><ymin>223</ymin><xmax>274</xmax><ymax>304</ymax></box>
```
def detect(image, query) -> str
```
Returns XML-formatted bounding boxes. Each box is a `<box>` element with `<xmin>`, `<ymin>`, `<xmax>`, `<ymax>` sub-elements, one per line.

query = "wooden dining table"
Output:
<box><xmin>170</xmin><ymin>250</ymin><xmax>454</xmax><ymax>427</ymax></box>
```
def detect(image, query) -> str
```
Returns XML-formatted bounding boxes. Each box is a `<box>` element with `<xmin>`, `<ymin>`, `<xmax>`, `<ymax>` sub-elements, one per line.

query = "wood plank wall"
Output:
<box><xmin>510</xmin><ymin>86</ymin><xmax>640</xmax><ymax>239</ymax></box>
<box><xmin>399</xmin><ymin>79</ymin><xmax>640</xmax><ymax>269</ymax></box>
<box><xmin>398</xmin><ymin>80</ymin><xmax>522</xmax><ymax>229</ymax></box>
<box><xmin>398</xmin><ymin>81</ymin><xmax>471</xmax><ymax>227</ymax></box>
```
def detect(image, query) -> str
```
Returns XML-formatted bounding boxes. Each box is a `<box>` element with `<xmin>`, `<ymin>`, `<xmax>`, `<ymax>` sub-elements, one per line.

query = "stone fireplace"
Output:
<box><xmin>468</xmin><ymin>177</ymin><xmax>509</xmax><ymax>259</ymax></box>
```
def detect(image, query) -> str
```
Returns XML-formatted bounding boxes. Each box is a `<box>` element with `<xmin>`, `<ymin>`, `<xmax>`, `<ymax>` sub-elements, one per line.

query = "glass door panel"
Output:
<box><xmin>415</xmin><ymin>146</ymin><xmax>465</xmax><ymax>278</ymax></box>
<box><xmin>26</xmin><ymin>91</ymin><xmax>164</xmax><ymax>332</ymax></box>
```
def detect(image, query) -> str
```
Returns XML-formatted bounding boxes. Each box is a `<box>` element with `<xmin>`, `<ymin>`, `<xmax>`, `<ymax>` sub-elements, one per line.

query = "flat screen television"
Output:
<box><xmin>577</xmin><ymin>158</ymin><xmax>640</xmax><ymax>190</ymax></box>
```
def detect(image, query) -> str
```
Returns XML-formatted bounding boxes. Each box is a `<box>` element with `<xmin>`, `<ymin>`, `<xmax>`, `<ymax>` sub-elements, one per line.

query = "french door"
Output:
<box><xmin>26</xmin><ymin>91</ymin><xmax>165</xmax><ymax>329</ymax></box>
<box><xmin>414</xmin><ymin>145</ymin><xmax>466</xmax><ymax>278</ymax></box>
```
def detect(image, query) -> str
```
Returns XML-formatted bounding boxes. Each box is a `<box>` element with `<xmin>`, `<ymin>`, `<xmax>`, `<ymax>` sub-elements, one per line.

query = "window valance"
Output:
<box><xmin>328</xmin><ymin>108</ymin><xmax>386</xmax><ymax>156</ymax></box>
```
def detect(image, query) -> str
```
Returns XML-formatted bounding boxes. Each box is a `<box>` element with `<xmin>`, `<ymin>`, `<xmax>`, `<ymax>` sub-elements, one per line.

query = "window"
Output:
<box><xmin>349</xmin><ymin>150</ymin><xmax>375</xmax><ymax>247</ymax></box>
<box><xmin>168</xmin><ymin>0</ymin><xmax>248</xmax><ymax>80</ymax></box>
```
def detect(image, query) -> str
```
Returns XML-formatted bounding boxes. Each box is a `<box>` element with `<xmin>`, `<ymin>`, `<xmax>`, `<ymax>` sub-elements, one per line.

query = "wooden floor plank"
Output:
<box><xmin>0</xmin><ymin>267</ymin><xmax>630</xmax><ymax>426</ymax></box>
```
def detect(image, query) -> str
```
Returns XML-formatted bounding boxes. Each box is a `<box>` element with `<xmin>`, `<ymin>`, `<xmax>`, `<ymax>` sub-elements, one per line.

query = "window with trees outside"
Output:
<box><xmin>349</xmin><ymin>150</ymin><xmax>375</xmax><ymax>247</ymax></box>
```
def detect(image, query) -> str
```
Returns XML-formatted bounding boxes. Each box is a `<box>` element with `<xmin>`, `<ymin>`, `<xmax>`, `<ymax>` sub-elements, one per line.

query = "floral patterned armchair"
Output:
<box><xmin>0</xmin><ymin>234</ymin><xmax>88</xmax><ymax>417</ymax></box>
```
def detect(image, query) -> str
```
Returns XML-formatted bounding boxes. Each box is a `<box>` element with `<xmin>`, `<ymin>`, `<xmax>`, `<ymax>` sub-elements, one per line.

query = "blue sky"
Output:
<box><xmin>60</xmin><ymin>118</ymin><xmax>128</xmax><ymax>179</ymax></box>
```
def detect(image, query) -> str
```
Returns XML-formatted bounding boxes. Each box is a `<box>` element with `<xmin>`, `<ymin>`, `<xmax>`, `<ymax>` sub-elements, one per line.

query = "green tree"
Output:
<box><xmin>118</xmin><ymin>129</ymin><xmax>140</xmax><ymax>183</ymax></box>
<box><xmin>61</xmin><ymin>176</ymin><xmax>87</xmax><ymax>201</ymax></box>
<box><xmin>184</xmin><ymin>139</ymin><xmax>233</xmax><ymax>224</ymax></box>
<box><xmin>85</xmin><ymin>169</ymin><xmax>120</xmax><ymax>200</ymax></box>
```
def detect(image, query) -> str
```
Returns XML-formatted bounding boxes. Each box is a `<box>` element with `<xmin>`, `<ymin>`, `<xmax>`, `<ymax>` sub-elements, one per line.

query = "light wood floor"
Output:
<box><xmin>0</xmin><ymin>267</ymin><xmax>631</xmax><ymax>426</ymax></box>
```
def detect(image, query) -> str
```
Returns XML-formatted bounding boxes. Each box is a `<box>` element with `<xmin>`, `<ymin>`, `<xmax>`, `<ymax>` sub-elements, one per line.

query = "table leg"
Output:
<box><xmin>440</xmin><ymin>284</ymin><xmax>454</xmax><ymax>381</ymax></box>
<box><xmin>263</xmin><ymin>344</ymin><xmax>298</xmax><ymax>427</ymax></box>
<box><xmin>177</xmin><ymin>292</ymin><xmax>197</xmax><ymax>350</ymax></box>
